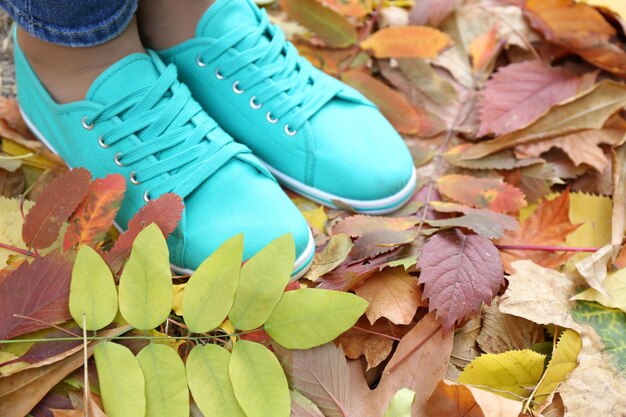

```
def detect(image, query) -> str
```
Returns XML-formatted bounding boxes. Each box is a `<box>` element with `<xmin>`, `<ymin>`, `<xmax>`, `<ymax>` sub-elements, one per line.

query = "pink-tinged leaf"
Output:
<box><xmin>0</xmin><ymin>251</ymin><xmax>73</xmax><ymax>339</ymax></box>
<box><xmin>409</xmin><ymin>0</ymin><xmax>456</xmax><ymax>26</ymax></box>
<box><xmin>104</xmin><ymin>193</ymin><xmax>183</xmax><ymax>271</ymax></box>
<box><xmin>437</xmin><ymin>174</ymin><xmax>527</xmax><ymax>213</ymax></box>
<box><xmin>290</xmin><ymin>390</ymin><xmax>326</xmax><ymax>417</ymax></box>
<box><xmin>63</xmin><ymin>174</ymin><xmax>126</xmax><ymax>251</ymax></box>
<box><xmin>333</xmin><ymin>215</ymin><xmax>418</xmax><ymax>237</ymax></box>
<box><xmin>15</xmin><ymin>327</ymin><xmax>82</xmax><ymax>364</ymax></box>
<box><xmin>22</xmin><ymin>168</ymin><xmax>92</xmax><ymax>250</ymax></box>
<box><xmin>418</xmin><ymin>229</ymin><xmax>504</xmax><ymax>333</ymax></box>
<box><xmin>276</xmin><ymin>343</ymin><xmax>357</xmax><ymax>417</ymax></box>
<box><xmin>479</xmin><ymin>61</ymin><xmax>581</xmax><ymax>136</ymax></box>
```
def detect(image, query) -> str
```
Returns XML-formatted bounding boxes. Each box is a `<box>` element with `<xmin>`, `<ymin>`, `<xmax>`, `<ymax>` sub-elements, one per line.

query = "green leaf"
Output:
<box><xmin>533</xmin><ymin>329</ymin><xmax>582</xmax><ymax>407</ymax></box>
<box><xmin>383</xmin><ymin>388</ymin><xmax>416</xmax><ymax>417</ymax></box>
<box><xmin>118</xmin><ymin>223</ymin><xmax>173</xmax><ymax>330</ymax></box>
<box><xmin>183</xmin><ymin>234</ymin><xmax>243</xmax><ymax>333</ymax></box>
<box><xmin>265</xmin><ymin>288</ymin><xmax>368</xmax><ymax>349</ymax></box>
<box><xmin>94</xmin><ymin>342</ymin><xmax>146</xmax><ymax>417</ymax></box>
<box><xmin>279</xmin><ymin>0</ymin><xmax>358</xmax><ymax>48</ymax></box>
<box><xmin>229</xmin><ymin>234</ymin><xmax>294</xmax><ymax>330</ymax></box>
<box><xmin>136</xmin><ymin>344</ymin><xmax>189</xmax><ymax>417</ymax></box>
<box><xmin>69</xmin><ymin>245</ymin><xmax>117</xmax><ymax>331</ymax></box>
<box><xmin>186</xmin><ymin>344</ymin><xmax>246</xmax><ymax>417</ymax></box>
<box><xmin>230</xmin><ymin>340</ymin><xmax>290</xmax><ymax>417</ymax></box>
<box><xmin>457</xmin><ymin>349</ymin><xmax>546</xmax><ymax>400</ymax></box>
<box><xmin>573</xmin><ymin>301</ymin><xmax>626</xmax><ymax>371</ymax></box>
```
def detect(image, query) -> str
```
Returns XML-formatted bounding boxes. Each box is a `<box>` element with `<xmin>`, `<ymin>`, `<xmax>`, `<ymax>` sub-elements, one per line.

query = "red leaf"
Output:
<box><xmin>437</xmin><ymin>174</ymin><xmax>527</xmax><ymax>213</ymax></box>
<box><xmin>22</xmin><ymin>168</ymin><xmax>92</xmax><ymax>250</ymax></box>
<box><xmin>63</xmin><ymin>174</ymin><xmax>126</xmax><ymax>251</ymax></box>
<box><xmin>418</xmin><ymin>229</ymin><xmax>504</xmax><ymax>333</ymax></box>
<box><xmin>104</xmin><ymin>193</ymin><xmax>184</xmax><ymax>271</ymax></box>
<box><xmin>479</xmin><ymin>61</ymin><xmax>581</xmax><ymax>137</ymax></box>
<box><xmin>0</xmin><ymin>251</ymin><xmax>73</xmax><ymax>339</ymax></box>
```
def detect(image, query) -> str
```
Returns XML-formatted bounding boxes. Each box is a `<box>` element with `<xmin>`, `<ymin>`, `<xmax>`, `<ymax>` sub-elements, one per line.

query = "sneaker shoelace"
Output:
<box><xmin>196</xmin><ymin>8</ymin><xmax>341</xmax><ymax>134</ymax></box>
<box><xmin>83</xmin><ymin>52</ymin><xmax>250</xmax><ymax>200</ymax></box>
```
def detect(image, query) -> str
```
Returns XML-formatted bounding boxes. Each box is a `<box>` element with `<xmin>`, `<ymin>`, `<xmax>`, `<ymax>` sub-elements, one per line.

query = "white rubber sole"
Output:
<box><xmin>20</xmin><ymin>107</ymin><xmax>315</xmax><ymax>278</ymax></box>
<box><xmin>262</xmin><ymin>162</ymin><xmax>418</xmax><ymax>215</ymax></box>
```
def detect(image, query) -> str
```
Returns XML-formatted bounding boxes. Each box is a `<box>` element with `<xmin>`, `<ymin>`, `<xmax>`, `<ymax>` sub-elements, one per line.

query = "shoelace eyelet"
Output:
<box><xmin>143</xmin><ymin>190</ymin><xmax>151</xmax><ymax>203</ymax></box>
<box><xmin>215</xmin><ymin>68</ymin><xmax>225</xmax><ymax>80</ymax></box>
<box><xmin>114</xmin><ymin>152</ymin><xmax>124</xmax><ymax>167</ymax></box>
<box><xmin>81</xmin><ymin>116</ymin><xmax>94</xmax><ymax>130</ymax></box>
<box><xmin>232</xmin><ymin>81</ymin><xmax>244</xmax><ymax>94</ymax></box>
<box><xmin>129</xmin><ymin>171</ymin><xmax>141</xmax><ymax>185</ymax></box>
<box><xmin>97</xmin><ymin>136</ymin><xmax>109</xmax><ymax>148</ymax></box>
<box><xmin>195</xmin><ymin>54</ymin><xmax>208</xmax><ymax>68</ymax></box>
<box><xmin>266</xmin><ymin>112</ymin><xmax>278</xmax><ymax>124</ymax></box>
<box><xmin>250</xmin><ymin>97</ymin><xmax>262</xmax><ymax>110</ymax></box>
<box><xmin>285</xmin><ymin>125</ymin><xmax>297</xmax><ymax>136</ymax></box>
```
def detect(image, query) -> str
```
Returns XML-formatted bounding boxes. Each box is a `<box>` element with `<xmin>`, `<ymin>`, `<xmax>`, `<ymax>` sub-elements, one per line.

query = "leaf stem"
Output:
<box><xmin>0</xmin><ymin>242</ymin><xmax>37</xmax><ymax>257</ymax></box>
<box><xmin>12</xmin><ymin>314</ymin><xmax>81</xmax><ymax>337</ymax></box>
<box><xmin>352</xmin><ymin>325</ymin><xmax>402</xmax><ymax>341</ymax></box>
<box><xmin>495</xmin><ymin>244</ymin><xmax>599</xmax><ymax>253</ymax></box>
<box><xmin>384</xmin><ymin>324</ymin><xmax>442</xmax><ymax>374</ymax></box>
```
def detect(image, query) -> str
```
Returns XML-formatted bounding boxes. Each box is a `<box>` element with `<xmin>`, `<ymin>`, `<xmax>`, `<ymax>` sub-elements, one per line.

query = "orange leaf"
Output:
<box><xmin>469</xmin><ymin>25</ymin><xmax>500</xmax><ymax>72</ymax></box>
<box><xmin>341</xmin><ymin>70</ymin><xmax>422</xmax><ymax>134</ymax></box>
<box><xmin>496</xmin><ymin>190</ymin><xmax>582</xmax><ymax>273</ymax></box>
<box><xmin>437</xmin><ymin>174</ymin><xmax>527</xmax><ymax>213</ymax></box>
<box><xmin>321</xmin><ymin>0</ymin><xmax>372</xmax><ymax>17</ymax></box>
<box><xmin>360</xmin><ymin>26</ymin><xmax>453</xmax><ymax>59</ymax></box>
<box><xmin>63</xmin><ymin>174</ymin><xmax>127</xmax><ymax>251</ymax></box>
<box><xmin>525</xmin><ymin>0</ymin><xmax>626</xmax><ymax>77</ymax></box>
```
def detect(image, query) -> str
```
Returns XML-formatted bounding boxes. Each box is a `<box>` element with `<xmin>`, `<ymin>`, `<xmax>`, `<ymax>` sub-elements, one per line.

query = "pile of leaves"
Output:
<box><xmin>1</xmin><ymin>0</ymin><xmax>626</xmax><ymax>416</ymax></box>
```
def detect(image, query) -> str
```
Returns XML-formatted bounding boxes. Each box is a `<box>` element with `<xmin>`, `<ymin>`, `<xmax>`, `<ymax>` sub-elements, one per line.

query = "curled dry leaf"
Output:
<box><xmin>360</xmin><ymin>26</ymin><xmax>453</xmax><ymax>59</ymax></box>
<box><xmin>304</xmin><ymin>233</ymin><xmax>353</xmax><ymax>281</ymax></box>
<box><xmin>477</xmin><ymin>301</ymin><xmax>544</xmax><ymax>354</ymax></box>
<box><xmin>418</xmin><ymin>229</ymin><xmax>504</xmax><ymax>333</ymax></box>
<box><xmin>525</xmin><ymin>0</ymin><xmax>626</xmax><ymax>78</ymax></box>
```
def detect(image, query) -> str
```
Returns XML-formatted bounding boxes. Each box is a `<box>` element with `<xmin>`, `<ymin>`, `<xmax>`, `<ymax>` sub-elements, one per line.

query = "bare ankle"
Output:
<box><xmin>137</xmin><ymin>0</ymin><xmax>215</xmax><ymax>50</ymax></box>
<box><xmin>17</xmin><ymin>19</ymin><xmax>145</xmax><ymax>104</ymax></box>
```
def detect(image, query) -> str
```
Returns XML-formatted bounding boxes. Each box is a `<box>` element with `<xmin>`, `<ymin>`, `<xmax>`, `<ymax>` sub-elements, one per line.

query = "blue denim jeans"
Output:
<box><xmin>0</xmin><ymin>0</ymin><xmax>137</xmax><ymax>47</ymax></box>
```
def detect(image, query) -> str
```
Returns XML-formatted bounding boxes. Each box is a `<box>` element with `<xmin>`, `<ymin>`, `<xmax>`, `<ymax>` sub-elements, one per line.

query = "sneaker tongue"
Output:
<box><xmin>86</xmin><ymin>53</ymin><xmax>160</xmax><ymax>105</ymax></box>
<box><xmin>195</xmin><ymin>0</ymin><xmax>260</xmax><ymax>39</ymax></box>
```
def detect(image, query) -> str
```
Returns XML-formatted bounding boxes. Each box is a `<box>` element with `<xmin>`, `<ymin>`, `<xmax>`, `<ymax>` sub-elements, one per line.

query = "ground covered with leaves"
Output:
<box><xmin>1</xmin><ymin>0</ymin><xmax>626</xmax><ymax>416</ymax></box>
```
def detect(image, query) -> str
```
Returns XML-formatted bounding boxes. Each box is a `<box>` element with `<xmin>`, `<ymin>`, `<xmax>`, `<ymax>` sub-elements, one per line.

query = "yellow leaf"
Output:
<box><xmin>458</xmin><ymin>349</ymin><xmax>546</xmax><ymax>400</ymax></box>
<box><xmin>533</xmin><ymin>329</ymin><xmax>582</xmax><ymax>407</ymax></box>
<box><xmin>172</xmin><ymin>284</ymin><xmax>185</xmax><ymax>316</ymax></box>
<box><xmin>573</xmin><ymin>268</ymin><xmax>626</xmax><ymax>313</ymax></box>
<box><xmin>575</xmin><ymin>0</ymin><xmax>626</xmax><ymax>22</ymax></box>
<box><xmin>2</xmin><ymin>138</ymin><xmax>64</xmax><ymax>170</ymax></box>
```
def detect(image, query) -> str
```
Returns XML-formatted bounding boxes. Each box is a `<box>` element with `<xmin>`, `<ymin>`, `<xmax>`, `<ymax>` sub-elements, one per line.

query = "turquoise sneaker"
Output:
<box><xmin>157</xmin><ymin>0</ymin><xmax>417</xmax><ymax>214</ymax></box>
<box><xmin>13</xmin><ymin>36</ymin><xmax>315</xmax><ymax>279</ymax></box>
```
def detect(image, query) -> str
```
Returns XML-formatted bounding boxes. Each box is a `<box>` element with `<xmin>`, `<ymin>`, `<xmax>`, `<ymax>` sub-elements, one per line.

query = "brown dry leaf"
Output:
<box><xmin>574</xmin><ymin>244</ymin><xmax>614</xmax><ymax>296</ymax></box>
<box><xmin>51</xmin><ymin>410</ymin><xmax>82</xmax><ymax>417</ymax></box>
<box><xmin>354</xmin><ymin>267</ymin><xmax>424</xmax><ymax>325</ymax></box>
<box><xmin>463</xmin><ymin>80</ymin><xmax>626</xmax><ymax>160</ymax></box>
<box><xmin>409</xmin><ymin>0</ymin><xmax>457</xmax><ymax>26</ymax></box>
<box><xmin>425</xmin><ymin>379</ymin><xmax>523</xmax><ymax>417</ymax></box>
<box><xmin>0</xmin><ymin>169</ymin><xmax>25</xmax><ymax>198</ymax></box>
<box><xmin>332</xmin><ymin>215</ymin><xmax>417</xmax><ymax>237</ymax></box>
<box><xmin>437</xmin><ymin>174</ymin><xmax>527</xmax><ymax>213</ymax></box>
<box><xmin>336</xmin><ymin>317</ymin><xmax>395</xmax><ymax>370</ymax></box>
<box><xmin>477</xmin><ymin>301</ymin><xmax>545</xmax><ymax>354</ymax></box>
<box><xmin>525</xmin><ymin>0</ymin><xmax>626</xmax><ymax>78</ymax></box>
<box><xmin>0</xmin><ymin>98</ymin><xmax>36</xmax><ymax>142</ymax></box>
<box><xmin>496</xmin><ymin>191</ymin><xmax>581</xmax><ymax>273</ymax></box>
<box><xmin>349</xmin><ymin>230</ymin><xmax>418</xmax><ymax>262</ymax></box>
<box><xmin>304</xmin><ymin>233</ymin><xmax>353</xmax><ymax>281</ymax></box>
<box><xmin>515</xmin><ymin>129</ymin><xmax>625</xmax><ymax>172</ymax></box>
<box><xmin>446</xmin><ymin>319</ymin><xmax>481</xmax><ymax>380</ymax></box>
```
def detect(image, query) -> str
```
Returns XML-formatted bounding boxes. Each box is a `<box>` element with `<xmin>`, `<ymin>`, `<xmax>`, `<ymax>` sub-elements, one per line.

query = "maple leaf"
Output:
<box><xmin>436</xmin><ymin>174</ymin><xmax>527</xmax><ymax>213</ymax></box>
<box><xmin>525</xmin><ymin>0</ymin><xmax>626</xmax><ymax>78</ymax></box>
<box><xmin>104</xmin><ymin>193</ymin><xmax>183</xmax><ymax>272</ymax></box>
<box><xmin>478</xmin><ymin>60</ymin><xmax>581</xmax><ymax>137</ymax></box>
<box><xmin>0</xmin><ymin>251</ymin><xmax>72</xmax><ymax>339</ymax></box>
<box><xmin>63</xmin><ymin>174</ymin><xmax>126</xmax><ymax>251</ymax></box>
<box><xmin>22</xmin><ymin>168</ymin><xmax>92</xmax><ymax>250</ymax></box>
<box><xmin>496</xmin><ymin>191</ymin><xmax>582</xmax><ymax>273</ymax></box>
<box><xmin>418</xmin><ymin>229</ymin><xmax>504</xmax><ymax>333</ymax></box>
